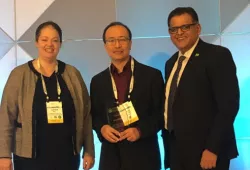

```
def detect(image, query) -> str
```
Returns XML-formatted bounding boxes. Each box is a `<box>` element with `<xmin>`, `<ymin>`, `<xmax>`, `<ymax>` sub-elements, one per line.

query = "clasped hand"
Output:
<box><xmin>101</xmin><ymin>125</ymin><xmax>140</xmax><ymax>143</ymax></box>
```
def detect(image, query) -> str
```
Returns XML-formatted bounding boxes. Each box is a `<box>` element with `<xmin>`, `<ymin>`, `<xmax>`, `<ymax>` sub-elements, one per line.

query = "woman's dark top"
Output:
<box><xmin>13</xmin><ymin>60</ymin><xmax>79</xmax><ymax>170</ymax></box>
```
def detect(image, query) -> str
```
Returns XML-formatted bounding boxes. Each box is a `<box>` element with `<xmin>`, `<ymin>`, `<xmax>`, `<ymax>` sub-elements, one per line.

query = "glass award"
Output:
<box><xmin>107</xmin><ymin>106</ymin><xmax>125</xmax><ymax>132</ymax></box>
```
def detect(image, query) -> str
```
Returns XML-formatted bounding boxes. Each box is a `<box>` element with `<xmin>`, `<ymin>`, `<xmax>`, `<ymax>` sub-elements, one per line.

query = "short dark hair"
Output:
<box><xmin>102</xmin><ymin>21</ymin><xmax>132</xmax><ymax>43</ymax></box>
<box><xmin>167</xmin><ymin>7</ymin><xmax>199</xmax><ymax>26</ymax></box>
<box><xmin>35</xmin><ymin>21</ymin><xmax>62</xmax><ymax>43</ymax></box>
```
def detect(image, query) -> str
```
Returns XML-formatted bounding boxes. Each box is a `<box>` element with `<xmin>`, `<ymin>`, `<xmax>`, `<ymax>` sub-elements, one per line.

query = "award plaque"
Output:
<box><xmin>107</xmin><ymin>101</ymin><xmax>139</xmax><ymax>132</ymax></box>
<box><xmin>107</xmin><ymin>106</ymin><xmax>125</xmax><ymax>132</ymax></box>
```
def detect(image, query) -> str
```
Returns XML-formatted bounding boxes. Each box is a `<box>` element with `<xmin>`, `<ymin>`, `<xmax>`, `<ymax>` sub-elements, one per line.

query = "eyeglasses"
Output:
<box><xmin>169</xmin><ymin>23</ymin><xmax>198</xmax><ymax>34</ymax></box>
<box><xmin>105</xmin><ymin>37</ymin><xmax>130</xmax><ymax>46</ymax></box>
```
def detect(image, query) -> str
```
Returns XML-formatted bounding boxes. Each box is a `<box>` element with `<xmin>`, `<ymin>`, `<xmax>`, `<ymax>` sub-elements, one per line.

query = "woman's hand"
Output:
<box><xmin>83</xmin><ymin>154</ymin><xmax>94</xmax><ymax>170</ymax></box>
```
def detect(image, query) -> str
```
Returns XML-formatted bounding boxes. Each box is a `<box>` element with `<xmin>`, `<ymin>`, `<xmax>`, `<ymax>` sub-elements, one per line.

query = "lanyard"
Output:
<box><xmin>109</xmin><ymin>58</ymin><xmax>134</xmax><ymax>104</ymax></box>
<box><xmin>37</xmin><ymin>59</ymin><xmax>61</xmax><ymax>101</ymax></box>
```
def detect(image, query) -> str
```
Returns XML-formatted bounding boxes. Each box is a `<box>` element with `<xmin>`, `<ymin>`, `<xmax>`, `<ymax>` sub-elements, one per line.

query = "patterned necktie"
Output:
<box><xmin>167</xmin><ymin>56</ymin><xmax>186</xmax><ymax>131</ymax></box>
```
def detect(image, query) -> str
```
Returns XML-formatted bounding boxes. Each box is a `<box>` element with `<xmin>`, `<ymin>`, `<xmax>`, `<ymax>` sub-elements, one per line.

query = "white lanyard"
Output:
<box><xmin>37</xmin><ymin>59</ymin><xmax>61</xmax><ymax>101</ymax></box>
<box><xmin>109</xmin><ymin>58</ymin><xmax>135</xmax><ymax>104</ymax></box>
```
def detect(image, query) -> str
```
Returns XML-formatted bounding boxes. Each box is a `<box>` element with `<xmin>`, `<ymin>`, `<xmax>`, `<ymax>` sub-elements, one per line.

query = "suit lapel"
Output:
<box><xmin>130</xmin><ymin>59</ymin><xmax>141</xmax><ymax>99</ymax></box>
<box><xmin>177</xmin><ymin>39</ymin><xmax>205</xmax><ymax>90</ymax></box>
<box><xmin>185</xmin><ymin>39</ymin><xmax>204</xmax><ymax>66</ymax></box>
<box><xmin>165</xmin><ymin>39</ymin><xmax>206</xmax><ymax>103</ymax></box>
<box><xmin>165</xmin><ymin>52</ymin><xmax>178</xmax><ymax>83</ymax></box>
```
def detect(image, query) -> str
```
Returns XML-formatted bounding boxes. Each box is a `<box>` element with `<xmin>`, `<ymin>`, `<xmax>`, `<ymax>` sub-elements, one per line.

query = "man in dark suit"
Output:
<box><xmin>90</xmin><ymin>22</ymin><xmax>164</xmax><ymax>170</ymax></box>
<box><xmin>162</xmin><ymin>7</ymin><xmax>240</xmax><ymax>170</ymax></box>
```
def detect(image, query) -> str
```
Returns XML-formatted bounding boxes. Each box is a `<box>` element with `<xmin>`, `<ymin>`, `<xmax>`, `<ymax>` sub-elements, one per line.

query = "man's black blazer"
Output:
<box><xmin>163</xmin><ymin>39</ymin><xmax>240</xmax><ymax>166</ymax></box>
<box><xmin>90</xmin><ymin>59</ymin><xmax>164</xmax><ymax>170</ymax></box>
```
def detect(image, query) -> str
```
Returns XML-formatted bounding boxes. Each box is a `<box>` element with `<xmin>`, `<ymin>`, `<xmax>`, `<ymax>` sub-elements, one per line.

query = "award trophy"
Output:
<box><xmin>107</xmin><ymin>106</ymin><xmax>125</xmax><ymax>132</ymax></box>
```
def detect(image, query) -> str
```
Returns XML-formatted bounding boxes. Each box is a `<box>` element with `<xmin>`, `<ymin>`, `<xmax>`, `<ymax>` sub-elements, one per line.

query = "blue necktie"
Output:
<box><xmin>167</xmin><ymin>56</ymin><xmax>186</xmax><ymax>131</ymax></box>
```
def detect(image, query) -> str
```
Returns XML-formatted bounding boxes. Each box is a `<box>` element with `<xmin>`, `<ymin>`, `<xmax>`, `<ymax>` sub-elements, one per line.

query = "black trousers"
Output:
<box><xmin>13</xmin><ymin>154</ymin><xmax>80</xmax><ymax>170</ymax></box>
<box><xmin>163</xmin><ymin>130</ymin><xmax>230</xmax><ymax>170</ymax></box>
<box><xmin>99</xmin><ymin>141</ymin><xmax>161</xmax><ymax>170</ymax></box>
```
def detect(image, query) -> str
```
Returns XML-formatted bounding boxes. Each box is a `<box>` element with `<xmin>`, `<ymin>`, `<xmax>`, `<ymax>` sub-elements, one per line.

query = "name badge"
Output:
<box><xmin>46</xmin><ymin>101</ymin><xmax>64</xmax><ymax>124</ymax></box>
<box><xmin>117</xmin><ymin>101</ymin><xmax>139</xmax><ymax>126</ymax></box>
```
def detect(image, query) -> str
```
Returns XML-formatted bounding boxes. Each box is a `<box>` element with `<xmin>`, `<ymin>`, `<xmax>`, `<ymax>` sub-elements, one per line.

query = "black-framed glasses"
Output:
<box><xmin>169</xmin><ymin>23</ymin><xmax>198</xmax><ymax>34</ymax></box>
<box><xmin>105</xmin><ymin>37</ymin><xmax>130</xmax><ymax>46</ymax></box>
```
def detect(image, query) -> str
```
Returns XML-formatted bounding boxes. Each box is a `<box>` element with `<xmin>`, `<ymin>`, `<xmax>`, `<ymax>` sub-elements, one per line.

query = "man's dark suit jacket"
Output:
<box><xmin>163</xmin><ymin>39</ymin><xmax>240</xmax><ymax>168</ymax></box>
<box><xmin>90</xmin><ymin>59</ymin><xmax>164</xmax><ymax>170</ymax></box>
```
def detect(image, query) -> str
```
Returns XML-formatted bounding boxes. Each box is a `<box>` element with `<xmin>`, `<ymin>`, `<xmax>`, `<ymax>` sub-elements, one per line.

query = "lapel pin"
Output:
<box><xmin>195</xmin><ymin>53</ymin><xmax>200</xmax><ymax>57</ymax></box>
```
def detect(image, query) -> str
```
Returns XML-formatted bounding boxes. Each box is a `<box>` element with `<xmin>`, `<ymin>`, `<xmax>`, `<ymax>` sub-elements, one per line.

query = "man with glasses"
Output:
<box><xmin>90</xmin><ymin>22</ymin><xmax>164</xmax><ymax>170</ymax></box>
<box><xmin>162</xmin><ymin>7</ymin><xmax>239</xmax><ymax>170</ymax></box>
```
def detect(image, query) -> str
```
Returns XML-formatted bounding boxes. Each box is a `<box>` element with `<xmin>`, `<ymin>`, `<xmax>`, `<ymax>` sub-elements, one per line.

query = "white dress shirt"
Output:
<box><xmin>164</xmin><ymin>38</ymin><xmax>200</xmax><ymax>129</ymax></box>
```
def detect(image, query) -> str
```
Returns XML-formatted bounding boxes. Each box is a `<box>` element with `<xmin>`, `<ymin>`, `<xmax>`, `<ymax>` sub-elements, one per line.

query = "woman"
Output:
<box><xmin>0</xmin><ymin>21</ymin><xmax>94</xmax><ymax>170</ymax></box>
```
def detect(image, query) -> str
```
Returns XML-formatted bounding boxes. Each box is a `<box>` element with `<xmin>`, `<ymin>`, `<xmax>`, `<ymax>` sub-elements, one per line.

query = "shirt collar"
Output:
<box><xmin>178</xmin><ymin>38</ymin><xmax>200</xmax><ymax>58</ymax></box>
<box><xmin>111</xmin><ymin>56</ymin><xmax>131</xmax><ymax>74</ymax></box>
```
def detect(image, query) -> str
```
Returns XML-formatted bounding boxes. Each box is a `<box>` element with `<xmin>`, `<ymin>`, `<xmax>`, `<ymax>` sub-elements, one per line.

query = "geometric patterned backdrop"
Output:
<box><xmin>0</xmin><ymin>0</ymin><xmax>249</xmax><ymax>169</ymax></box>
